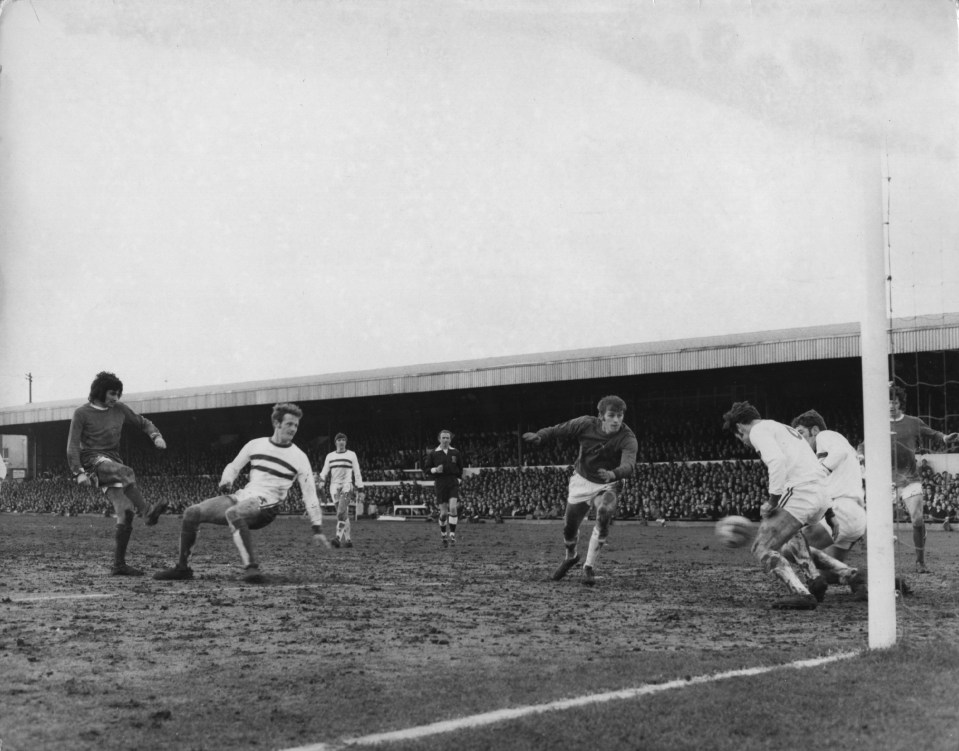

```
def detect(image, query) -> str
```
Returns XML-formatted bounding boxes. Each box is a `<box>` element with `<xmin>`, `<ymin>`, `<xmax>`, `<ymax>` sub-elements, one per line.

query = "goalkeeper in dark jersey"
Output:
<box><xmin>66</xmin><ymin>371</ymin><xmax>168</xmax><ymax>576</ymax></box>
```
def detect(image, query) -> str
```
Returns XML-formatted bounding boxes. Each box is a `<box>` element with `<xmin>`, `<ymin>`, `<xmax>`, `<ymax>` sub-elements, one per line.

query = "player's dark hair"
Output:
<box><xmin>722</xmin><ymin>401</ymin><xmax>762</xmax><ymax>433</ymax></box>
<box><xmin>335</xmin><ymin>432</ymin><xmax>347</xmax><ymax>441</ymax></box>
<box><xmin>792</xmin><ymin>409</ymin><xmax>827</xmax><ymax>432</ymax></box>
<box><xmin>88</xmin><ymin>371</ymin><xmax>123</xmax><ymax>403</ymax></box>
<box><xmin>890</xmin><ymin>384</ymin><xmax>907</xmax><ymax>406</ymax></box>
<box><xmin>272</xmin><ymin>402</ymin><xmax>303</xmax><ymax>424</ymax></box>
<box><xmin>596</xmin><ymin>395</ymin><xmax>627</xmax><ymax>414</ymax></box>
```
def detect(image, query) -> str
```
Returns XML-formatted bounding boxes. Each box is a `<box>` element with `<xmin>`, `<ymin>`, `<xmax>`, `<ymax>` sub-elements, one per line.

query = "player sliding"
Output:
<box><xmin>523</xmin><ymin>395</ymin><xmax>637</xmax><ymax>586</ymax></box>
<box><xmin>722</xmin><ymin>401</ymin><xmax>831</xmax><ymax>610</ymax></box>
<box><xmin>67</xmin><ymin>371</ymin><xmax>168</xmax><ymax>576</ymax></box>
<box><xmin>154</xmin><ymin>403</ymin><xmax>329</xmax><ymax>583</ymax></box>
<box><xmin>765</xmin><ymin>409</ymin><xmax>866</xmax><ymax>601</ymax></box>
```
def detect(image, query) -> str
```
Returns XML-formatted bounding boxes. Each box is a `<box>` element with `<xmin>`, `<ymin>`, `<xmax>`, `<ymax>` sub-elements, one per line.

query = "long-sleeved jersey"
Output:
<box><xmin>533</xmin><ymin>416</ymin><xmax>637</xmax><ymax>483</ymax></box>
<box><xmin>749</xmin><ymin>420</ymin><xmax>825</xmax><ymax>495</ymax></box>
<box><xmin>423</xmin><ymin>445</ymin><xmax>464</xmax><ymax>488</ymax></box>
<box><xmin>890</xmin><ymin>414</ymin><xmax>942</xmax><ymax>486</ymax></box>
<box><xmin>319</xmin><ymin>449</ymin><xmax>364</xmax><ymax>488</ymax></box>
<box><xmin>220</xmin><ymin>437</ymin><xmax>322</xmax><ymax>524</ymax></box>
<box><xmin>812</xmin><ymin>429</ymin><xmax>864</xmax><ymax>504</ymax></box>
<box><xmin>67</xmin><ymin>401</ymin><xmax>162</xmax><ymax>475</ymax></box>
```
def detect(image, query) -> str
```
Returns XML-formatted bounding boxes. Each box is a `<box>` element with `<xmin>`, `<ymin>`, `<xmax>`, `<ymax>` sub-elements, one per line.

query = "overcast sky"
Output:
<box><xmin>1</xmin><ymin>0</ymin><xmax>957</xmax><ymax>408</ymax></box>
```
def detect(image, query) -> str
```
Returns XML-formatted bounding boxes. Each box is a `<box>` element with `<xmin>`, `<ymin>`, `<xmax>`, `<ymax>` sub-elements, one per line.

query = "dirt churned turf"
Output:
<box><xmin>2</xmin><ymin>513</ymin><xmax>958</xmax><ymax>750</ymax></box>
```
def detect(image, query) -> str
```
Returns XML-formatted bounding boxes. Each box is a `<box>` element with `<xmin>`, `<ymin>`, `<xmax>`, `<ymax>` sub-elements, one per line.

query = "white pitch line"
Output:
<box><xmin>4</xmin><ymin>593</ymin><xmax>117</xmax><ymax>603</ymax></box>
<box><xmin>280</xmin><ymin>650</ymin><xmax>862</xmax><ymax>751</ymax></box>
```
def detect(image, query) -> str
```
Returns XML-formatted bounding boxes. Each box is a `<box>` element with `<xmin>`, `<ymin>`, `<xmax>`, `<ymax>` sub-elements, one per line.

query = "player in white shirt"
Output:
<box><xmin>154</xmin><ymin>403</ymin><xmax>329</xmax><ymax>583</ymax></box>
<box><xmin>318</xmin><ymin>432</ymin><xmax>365</xmax><ymax>548</ymax></box>
<box><xmin>722</xmin><ymin>401</ymin><xmax>832</xmax><ymax>610</ymax></box>
<box><xmin>791</xmin><ymin>410</ymin><xmax>865</xmax><ymax>559</ymax></box>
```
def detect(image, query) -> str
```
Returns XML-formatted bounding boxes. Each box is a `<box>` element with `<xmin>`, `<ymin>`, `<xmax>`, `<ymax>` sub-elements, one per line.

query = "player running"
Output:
<box><xmin>154</xmin><ymin>403</ymin><xmax>329</xmax><ymax>583</ymax></box>
<box><xmin>318</xmin><ymin>432</ymin><xmax>365</xmax><ymax>548</ymax></box>
<box><xmin>67</xmin><ymin>371</ymin><xmax>168</xmax><ymax>576</ymax></box>
<box><xmin>523</xmin><ymin>395</ymin><xmax>637</xmax><ymax>586</ymax></box>
<box><xmin>883</xmin><ymin>384</ymin><xmax>958</xmax><ymax>573</ymax></box>
<box><xmin>722</xmin><ymin>401</ymin><xmax>831</xmax><ymax>610</ymax></box>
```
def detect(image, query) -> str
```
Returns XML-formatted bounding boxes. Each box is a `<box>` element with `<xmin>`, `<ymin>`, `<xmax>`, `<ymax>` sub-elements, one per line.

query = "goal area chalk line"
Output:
<box><xmin>280</xmin><ymin>650</ymin><xmax>861</xmax><ymax>751</ymax></box>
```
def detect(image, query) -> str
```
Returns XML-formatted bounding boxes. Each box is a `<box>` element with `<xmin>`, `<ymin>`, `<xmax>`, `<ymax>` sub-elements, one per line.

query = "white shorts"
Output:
<box><xmin>231</xmin><ymin>487</ymin><xmax>277</xmax><ymax>510</ymax></box>
<box><xmin>817</xmin><ymin>496</ymin><xmax>866</xmax><ymax>550</ymax></box>
<box><xmin>896</xmin><ymin>482</ymin><xmax>924</xmax><ymax>521</ymax></box>
<box><xmin>567</xmin><ymin>473</ymin><xmax>617</xmax><ymax>505</ymax></box>
<box><xmin>779</xmin><ymin>482</ymin><xmax>829</xmax><ymax>527</ymax></box>
<box><xmin>330</xmin><ymin>483</ymin><xmax>355</xmax><ymax>501</ymax></box>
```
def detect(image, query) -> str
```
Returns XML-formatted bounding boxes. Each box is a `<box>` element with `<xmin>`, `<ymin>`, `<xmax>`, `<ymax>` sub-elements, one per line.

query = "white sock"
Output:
<box><xmin>584</xmin><ymin>526</ymin><xmax>605</xmax><ymax>568</ymax></box>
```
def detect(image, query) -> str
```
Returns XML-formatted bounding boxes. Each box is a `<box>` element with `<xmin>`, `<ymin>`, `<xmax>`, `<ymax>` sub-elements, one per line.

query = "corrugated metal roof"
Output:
<box><xmin>2</xmin><ymin>313</ymin><xmax>957</xmax><ymax>426</ymax></box>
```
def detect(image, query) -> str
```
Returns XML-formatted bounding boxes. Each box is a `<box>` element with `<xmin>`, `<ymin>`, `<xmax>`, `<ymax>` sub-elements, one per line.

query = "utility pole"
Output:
<box><xmin>26</xmin><ymin>372</ymin><xmax>32</xmax><ymax>403</ymax></box>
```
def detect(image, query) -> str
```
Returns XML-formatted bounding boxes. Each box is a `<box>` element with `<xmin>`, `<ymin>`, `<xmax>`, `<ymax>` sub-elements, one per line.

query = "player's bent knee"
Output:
<box><xmin>183</xmin><ymin>505</ymin><xmax>206</xmax><ymax>528</ymax></box>
<box><xmin>247</xmin><ymin>507</ymin><xmax>279</xmax><ymax>531</ymax></box>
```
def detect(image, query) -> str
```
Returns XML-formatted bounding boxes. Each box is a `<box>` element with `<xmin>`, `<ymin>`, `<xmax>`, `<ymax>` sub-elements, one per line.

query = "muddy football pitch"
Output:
<box><xmin>2</xmin><ymin>513</ymin><xmax>957</xmax><ymax>750</ymax></box>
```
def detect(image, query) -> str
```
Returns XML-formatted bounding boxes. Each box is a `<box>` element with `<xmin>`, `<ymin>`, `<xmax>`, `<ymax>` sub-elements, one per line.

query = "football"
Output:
<box><xmin>715</xmin><ymin>515</ymin><xmax>756</xmax><ymax>548</ymax></box>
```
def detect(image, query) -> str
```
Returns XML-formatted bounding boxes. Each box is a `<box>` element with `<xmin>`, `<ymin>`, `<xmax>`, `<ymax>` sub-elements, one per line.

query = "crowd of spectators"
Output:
<box><xmin>38</xmin><ymin>404</ymin><xmax>869</xmax><ymax>482</ymax></box>
<box><xmin>5</xmin><ymin>458</ymin><xmax>958</xmax><ymax>525</ymax></box>
<box><xmin>6</xmin><ymin>400</ymin><xmax>957</xmax><ymax>520</ymax></box>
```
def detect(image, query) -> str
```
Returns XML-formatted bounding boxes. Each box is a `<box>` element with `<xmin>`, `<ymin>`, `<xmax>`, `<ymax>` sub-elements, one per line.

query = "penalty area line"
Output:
<box><xmin>280</xmin><ymin>650</ymin><xmax>862</xmax><ymax>751</ymax></box>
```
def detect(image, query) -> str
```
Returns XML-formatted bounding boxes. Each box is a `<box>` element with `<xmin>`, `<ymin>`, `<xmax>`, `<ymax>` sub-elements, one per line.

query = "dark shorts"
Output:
<box><xmin>434</xmin><ymin>482</ymin><xmax>459</xmax><ymax>506</ymax></box>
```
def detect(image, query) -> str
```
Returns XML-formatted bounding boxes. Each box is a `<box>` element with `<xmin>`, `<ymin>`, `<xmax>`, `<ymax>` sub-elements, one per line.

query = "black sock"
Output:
<box><xmin>114</xmin><ymin>524</ymin><xmax>132</xmax><ymax>566</ymax></box>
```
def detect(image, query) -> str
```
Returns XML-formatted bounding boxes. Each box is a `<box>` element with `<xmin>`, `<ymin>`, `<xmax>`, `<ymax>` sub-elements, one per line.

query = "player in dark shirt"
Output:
<box><xmin>66</xmin><ymin>371</ymin><xmax>168</xmax><ymax>576</ymax></box>
<box><xmin>523</xmin><ymin>395</ymin><xmax>638</xmax><ymax>586</ymax></box>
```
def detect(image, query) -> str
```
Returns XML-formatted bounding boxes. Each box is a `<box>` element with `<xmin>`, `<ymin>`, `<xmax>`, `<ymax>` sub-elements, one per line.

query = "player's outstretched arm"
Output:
<box><xmin>522</xmin><ymin>432</ymin><xmax>541</xmax><ymax>444</ymax></box>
